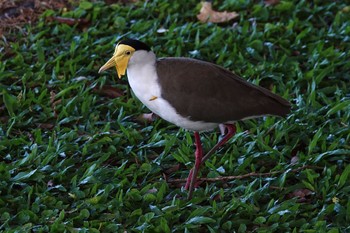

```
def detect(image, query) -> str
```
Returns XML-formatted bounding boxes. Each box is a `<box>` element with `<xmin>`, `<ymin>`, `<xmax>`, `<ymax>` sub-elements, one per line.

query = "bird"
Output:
<box><xmin>99</xmin><ymin>38</ymin><xmax>291</xmax><ymax>199</ymax></box>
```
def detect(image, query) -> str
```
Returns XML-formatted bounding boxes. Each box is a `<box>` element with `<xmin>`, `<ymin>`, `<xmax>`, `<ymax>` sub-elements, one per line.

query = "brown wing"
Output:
<box><xmin>156</xmin><ymin>57</ymin><xmax>291</xmax><ymax>123</ymax></box>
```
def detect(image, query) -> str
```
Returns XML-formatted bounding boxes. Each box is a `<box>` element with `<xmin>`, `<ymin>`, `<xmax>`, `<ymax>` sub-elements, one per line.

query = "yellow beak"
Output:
<box><xmin>99</xmin><ymin>44</ymin><xmax>135</xmax><ymax>79</ymax></box>
<box><xmin>98</xmin><ymin>56</ymin><xmax>115</xmax><ymax>73</ymax></box>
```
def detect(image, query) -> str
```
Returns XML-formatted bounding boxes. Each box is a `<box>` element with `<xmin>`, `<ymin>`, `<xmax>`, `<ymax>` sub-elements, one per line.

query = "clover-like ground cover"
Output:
<box><xmin>1</xmin><ymin>1</ymin><xmax>349</xmax><ymax>232</ymax></box>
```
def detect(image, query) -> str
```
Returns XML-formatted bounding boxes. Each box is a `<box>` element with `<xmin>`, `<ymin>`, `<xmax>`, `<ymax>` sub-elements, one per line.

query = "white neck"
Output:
<box><xmin>126</xmin><ymin>50</ymin><xmax>160</xmax><ymax>102</ymax></box>
<box><xmin>128</xmin><ymin>50</ymin><xmax>156</xmax><ymax>68</ymax></box>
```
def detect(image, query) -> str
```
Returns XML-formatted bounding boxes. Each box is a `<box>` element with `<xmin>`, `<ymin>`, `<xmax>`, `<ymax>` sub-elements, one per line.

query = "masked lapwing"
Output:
<box><xmin>99</xmin><ymin>39</ymin><xmax>291</xmax><ymax>199</ymax></box>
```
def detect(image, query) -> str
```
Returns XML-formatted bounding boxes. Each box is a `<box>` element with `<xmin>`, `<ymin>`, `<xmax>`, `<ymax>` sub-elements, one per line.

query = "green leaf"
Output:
<box><xmin>315</xmin><ymin>66</ymin><xmax>333</xmax><ymax>84</ymax></box>
<box><xmin>186</xmin><ymin>216</ymin><xmax>216</xmax><ymax>225</ymax></box>
<box><xmin>140</xmin><ymin>163</ymin><xmax>152</xmax><ymax>172</ymax></box>
<box><xmin>275</xmin><ymin>1</ymin><xmax>294</xmax><ymax>11</ymax></box>
<box><xmin>158</xmin><ymin>217</ymin><xmax>171</xmax><ymax>233</ymax></box>
<box><xmin>162</xmin><ymin>205</ymin><xmax>179</xmax><ymax>213</ymax></box>
<box><xmin>79</xmin><ymin>1</ymin><xmax>93</xmax><ymax>10</ymax></box>
<box><xmin>0</xmin><ymin>162</ymin><xmax>11</xmax><ymax>180</ymax></box>
<box><xmin>326</xmin><ymin>100</ymin><xmax>350</xmax><ymax>116</ymax></box>
<box><xmin>254</xmin><ymin>216</ymin><xmax>267</xmax><ymax>224</ymax></box>
<box><xmin>2</xmin><ymin>91</ymin><xmax>18</xmax><ymax>117</ymax></box>
<box><xmin>313</xmin><ymin>149</ymin><xmax>350</xmax><ymax>163</ymax></box>
<box><xmin>308</xmin><ymin>127</ymin><xmax>324</xmax><ymax>155</ymax></box>
<box><xmin>11</xmin><ymin>169</ymin><xmax>37</xmax><ymax>181</ymax></box>
<box><xmin>238</xmin><ymin>224</ymin><xmax>247</xmax><ymax>233</ymax></box>
<box><xmin>338</xmin><ymin>164</ymin><xmax>350</xmax><ymax>189</ymax></box>
<box><xmin>327</xmin><ymin>228</ymin><xmax>339</xmax><ymax>233</ymax></box>
<box><xmin>79</xmin><ymin>209</ymin><xmax>90</xmax><ymax>219</ymax></box>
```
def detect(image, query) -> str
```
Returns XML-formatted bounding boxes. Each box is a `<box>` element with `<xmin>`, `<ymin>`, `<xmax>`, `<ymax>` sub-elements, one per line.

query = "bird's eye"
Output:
<box><xmin>125</xmin><ymin>51</ymin><xmax>131</xmax><ymax>55</ymax></box>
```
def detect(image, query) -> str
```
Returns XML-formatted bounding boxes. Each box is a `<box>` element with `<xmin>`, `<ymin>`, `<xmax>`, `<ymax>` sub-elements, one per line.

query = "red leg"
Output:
<box><xmin>201</xmin><ymin>124</ymin><xmax>236</xmax><ymax>164</ymax></box>
<box><xmin>184</xmin><ymin>170</ymin><xmax>193</xmax><ymax>190</ymax></box>
<box><xmin>185</xmin><ymin>132</ymin><xmax>202</xmax><ymax>199</ymax></box>
<box><xmin>185</xmin><ymin>124</ymin><xmax>236</xmax><ymax>199</ymax></box>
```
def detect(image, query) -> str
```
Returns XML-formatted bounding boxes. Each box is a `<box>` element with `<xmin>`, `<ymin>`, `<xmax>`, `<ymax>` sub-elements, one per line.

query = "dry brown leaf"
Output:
<box><xmin>36</xmin><ymin>123</ymin><xmax>55</xmax><ymax>129</ymax></box>
<box><xmin>93</xmin><ymin>85</ymin><xmax>124</xmax><ymax>98</ymax></box>
<box><xmin>264</xmin><ymin>0</ymin><xmax>281</xmax><ymax>6</ymax></box>
<box><xmin>287</xmin><ymin>189</ymin><xmax>313</xmax><ymax>202</ymax></box>
<box><xmin>197</xmin><ymin>1</ymin><xmax>239</xmax><ymax>23</ymax></box>
<box><xmin>47</xmin><ymin>16</ymin><xmax>90</xmax><ymax>28</ymax></box>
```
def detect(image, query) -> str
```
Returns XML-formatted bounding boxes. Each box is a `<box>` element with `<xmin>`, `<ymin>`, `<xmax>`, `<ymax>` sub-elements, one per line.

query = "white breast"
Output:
<box><xmin>126</xmin><ymin>51</ymin><xmax>218</xmax><ymax>132</ymax></box>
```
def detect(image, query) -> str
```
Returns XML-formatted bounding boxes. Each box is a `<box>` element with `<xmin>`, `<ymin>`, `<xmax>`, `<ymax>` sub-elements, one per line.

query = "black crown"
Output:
<box><xmin>119</xmin><ymin>39</ymin><xmax>151</xmax><ymax>51</ymax></box>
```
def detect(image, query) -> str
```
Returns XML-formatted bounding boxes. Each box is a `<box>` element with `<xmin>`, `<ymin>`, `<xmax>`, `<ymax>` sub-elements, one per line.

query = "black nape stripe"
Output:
<box><xmin>119</xmin><ymin>39</ymin><xmax>151</xmax><ymax>51</ymax></box>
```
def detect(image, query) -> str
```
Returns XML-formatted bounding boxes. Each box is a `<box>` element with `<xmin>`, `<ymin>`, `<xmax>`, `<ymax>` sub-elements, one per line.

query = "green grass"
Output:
<box><xmin>1</xmin><ymin>0</ymin><xmax>350</xmax><ymax>232</ymax></box>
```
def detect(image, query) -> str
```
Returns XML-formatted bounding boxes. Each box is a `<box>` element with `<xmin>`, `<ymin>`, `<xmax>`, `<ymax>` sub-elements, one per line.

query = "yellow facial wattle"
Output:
<box><xmin>99</xmin><ymin>44</ymin><xmax>135</xmax><ymax>78</ymax></box>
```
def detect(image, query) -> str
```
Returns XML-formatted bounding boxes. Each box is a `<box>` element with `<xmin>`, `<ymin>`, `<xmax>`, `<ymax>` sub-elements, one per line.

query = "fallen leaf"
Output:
<box><xmin>287</xmin><ymin>189</ymin><xmax>313</xmax><ymax>202</ymax></box>
<box><xmin>46</xmin><ymin>16</ymin><xmax>90</xmax><ymax>28</ymax></box>
<box><xmin>93</xmin><ymin>85</ymin><xmax>124</xmax><ymax>98</ymax></box>
<box><xmin>197</xmin><ymin>1</ymin><xmax>239</xmax><ymax>23</ymax></box>
<box><xmin>264</xmin><ymin>0</ymin><xmax>281</xmax><ymax>6</ymax></box>
<box><xmin>36</xmin><ymin>123</ymin><xmax>55</xmax><ymax>129</ymax></box>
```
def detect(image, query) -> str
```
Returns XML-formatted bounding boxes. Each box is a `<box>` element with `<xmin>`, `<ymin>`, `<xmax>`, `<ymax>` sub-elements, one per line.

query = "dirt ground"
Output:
<box><xmin>0</xmin><ymin>0</ymin><xmax>74</xmax><ymax>37</ymax></box>
<box><xmin>0</xmin><ymin>0</ymin><xmax>132</xmax><ymax>38</ymax></box>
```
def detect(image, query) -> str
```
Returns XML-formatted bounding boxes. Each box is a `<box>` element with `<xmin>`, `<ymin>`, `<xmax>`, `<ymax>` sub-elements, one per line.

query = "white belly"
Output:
<box><xmin>127</xmin><ymin>63</ymin><xmax>218</xmax><ymax>132</ymax></box>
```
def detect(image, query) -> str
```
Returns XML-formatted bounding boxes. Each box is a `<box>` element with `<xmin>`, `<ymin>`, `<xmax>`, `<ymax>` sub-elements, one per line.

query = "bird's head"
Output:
<box><xmin>99</xmin><ymin>39</ymin><xmax>150</xmax><ymax>78</ymax></box>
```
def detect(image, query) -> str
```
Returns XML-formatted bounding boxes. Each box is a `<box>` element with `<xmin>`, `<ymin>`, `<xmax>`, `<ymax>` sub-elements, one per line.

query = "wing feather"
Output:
<box><xmin>156</xmin><ymin>57</ymin><xmax>290</xmax><ymax>123</ymax></box>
